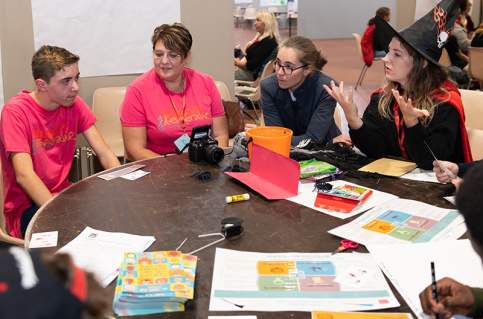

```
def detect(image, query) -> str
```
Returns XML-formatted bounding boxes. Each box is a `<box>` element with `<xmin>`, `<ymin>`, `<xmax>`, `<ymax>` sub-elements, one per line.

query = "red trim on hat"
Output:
<box><xmin>70</xmin><ymin>265</ymin><xmax>87</xmax><ymax>302</ymax></box>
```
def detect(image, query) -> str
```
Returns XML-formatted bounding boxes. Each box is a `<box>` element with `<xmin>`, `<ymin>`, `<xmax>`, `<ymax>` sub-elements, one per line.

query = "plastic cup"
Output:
<box><xmin>245</xmin><ymin>126</ymin><xmax>293</xmax><ymax>161</ymax></box>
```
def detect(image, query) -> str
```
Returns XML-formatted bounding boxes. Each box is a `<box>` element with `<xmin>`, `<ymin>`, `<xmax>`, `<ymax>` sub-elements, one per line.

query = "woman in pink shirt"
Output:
<box><xmin>120</xmin><ymin>23</ymin><xmax>228</xmax><ymax>160</ymax></box>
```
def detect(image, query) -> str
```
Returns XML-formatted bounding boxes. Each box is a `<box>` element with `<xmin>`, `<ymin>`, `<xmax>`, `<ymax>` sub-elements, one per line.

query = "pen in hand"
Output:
<box><xmin>431</xmin><ymin>261</ymin><xmax>440</xmax><ymax>319</ymax></box>
<box><xmin>424</xmin><ymin>141</ymin><xmax>456</xmax><ymax>180</ymax></box>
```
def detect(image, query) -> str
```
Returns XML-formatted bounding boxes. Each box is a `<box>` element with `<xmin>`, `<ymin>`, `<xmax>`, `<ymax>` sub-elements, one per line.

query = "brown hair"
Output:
<box><xmin>378</xmin><ymin>36</ymin><xmax>452</xmax><ymax>126</ymax></box>
<box><xmin>279</xmin><ymin>36</ymin><xmax>328</xmax><ymax>73</ymax></box>
<box><xmin>151</xmin><ymin>23</ymin><xmax>192</xmax><ymax>58</ymax></box>
<box><xmin>42</xmin><ymin>253</ymin><xmax>109</xmax><ymax>319</ymax></box>
<box><xmin>31</xmin><ymin>45</ymin><xmax>79</xmax><ymax>83</ymax></box>
<box><xmin>368</xmin><ymin>7</ymin><xmax>391</xmax><ymax>25</ymax></box>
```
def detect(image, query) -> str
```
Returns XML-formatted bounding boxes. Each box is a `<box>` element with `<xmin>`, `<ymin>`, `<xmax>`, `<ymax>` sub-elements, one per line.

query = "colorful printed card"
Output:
<box><xmin>321</xmin><ymin>184</ymin><xmax>373</xmax><ymax>201</ymax></box>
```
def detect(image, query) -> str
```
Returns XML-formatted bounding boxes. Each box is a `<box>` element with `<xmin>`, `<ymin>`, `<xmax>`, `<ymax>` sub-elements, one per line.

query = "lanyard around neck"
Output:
<box><xmin>393</xmin><ymin>101</ymin><xmax>408</xmax><ymax>158</ymax></box>
<box><xmin>165</xmin><ymin>74</ymin><xmax>186</xmax><ymax>132</ymax></box>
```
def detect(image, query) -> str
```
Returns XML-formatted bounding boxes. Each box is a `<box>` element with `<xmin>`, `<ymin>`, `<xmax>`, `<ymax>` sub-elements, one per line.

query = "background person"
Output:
<box><xmin>0</xmin><ymin>45</ymin><xmax>121</xmax><ymax>239</ymax></box>
<box><xmin>453</xmin><ymin>0</ymin><xmax>472</xmax><ymax>54</ymax></box>
<box><xmin>459</xmin><ymin>0</ymin><xmax>474</xmax><ymax>38</ymax></box>
<box><xmin>260</xmin><ymin>36</ymin><xmax>352</xmax><ymax>147</ymax></box>
<box><xmin>419</xmin><ymin>162</ymin><xmax>483</xmax><ymax>319</ymax></box>
<box><xmin>234</xmin><ymin>11</ymin><xmax>279</xmax><ymax>81</ymax></box>
<box><xmin>324</xmin><ymin>0</ymin><xmax>472</xmax><ymax>169</ymax></box>
<box><xmin>361</xmin><ymin>7</ymin><xmax>392</xmax><ymax>67</ymax></box>
<box><xmin>120</xmin><ymin>23</ymin><xmax>228</xmax><ymax>161</ymax></box>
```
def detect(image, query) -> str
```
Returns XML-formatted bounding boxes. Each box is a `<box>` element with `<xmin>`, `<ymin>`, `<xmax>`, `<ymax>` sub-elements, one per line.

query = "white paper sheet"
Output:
<box><xmin>328</xmin><ymin>198</ymin><xmax>466</xmax><ymax>245</ymax></box>
<box><xmin>209</xmin><ymin>248</ymin><xmax>400</xmax><ymax>312</ymax></box>
<box><xmin>56</xmin><ymin>226</ymin><xmax>155</xmax><ymax>287</ymax></box>
<box><xmin>287</xmin><ymin>180</ymin><xmax>398</xmax><ymax>219</ymax></box>
<box><xmin>399</xmin><ymin>168</ymin><xmax>439</xmax><ymax>183</ymax></box>
<box><xmin>31</xmin><ymin>0</ymin><xmax>180</xmax><ymax>77</ymax></box>
<box><xmin>367</xmin><ymin>240</ymin><xmax>483</xmax><ymax>319</ymax></box>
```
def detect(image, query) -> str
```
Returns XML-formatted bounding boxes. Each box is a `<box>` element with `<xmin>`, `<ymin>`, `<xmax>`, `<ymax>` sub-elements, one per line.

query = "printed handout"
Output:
<box><xmin>209</xmin><ymin>248</ymin><xmax>400</xmax><ymax>312</ymax></box>
<box><xmin>328</xmin><ymin>198</ymin><xmax>466</xmax><ymax>245</ymax></box>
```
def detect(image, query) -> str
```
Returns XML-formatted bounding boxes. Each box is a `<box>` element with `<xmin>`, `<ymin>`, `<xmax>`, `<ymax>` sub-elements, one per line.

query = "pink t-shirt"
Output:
<box><xmin>0</xmin><ymin>91</ymin><xmax>96</xmax><ymax>238</ymax></box>
<box><xmin>120</xmin><ymin>68</ymin><xmax>225</xmax><ymax>155</ymax></box>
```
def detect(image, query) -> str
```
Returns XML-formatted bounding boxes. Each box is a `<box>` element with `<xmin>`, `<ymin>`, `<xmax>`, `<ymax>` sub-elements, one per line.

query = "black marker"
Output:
<box><xmin>431</xmin><ymin>261</ymin><xmax>440</xmax><ymax>319</ymax></box>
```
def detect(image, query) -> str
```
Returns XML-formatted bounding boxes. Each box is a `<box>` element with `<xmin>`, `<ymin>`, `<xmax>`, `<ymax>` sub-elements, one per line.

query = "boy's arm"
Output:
<box><xmin>82</xmin><ymin>125</ymin><xmax>121</xmax><ymax>169</ymax></box>
<box><xmin>11</xmin><ymin>152</ymin><xmax>52</xmax><ymax>207</ymax></box>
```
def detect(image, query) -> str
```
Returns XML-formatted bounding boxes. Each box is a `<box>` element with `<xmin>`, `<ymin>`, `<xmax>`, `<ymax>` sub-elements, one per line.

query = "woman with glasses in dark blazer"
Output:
<box><xmin>260</xmin><ymin>36</ymin><xmax>351</xmax><ymax>147</ymax></box>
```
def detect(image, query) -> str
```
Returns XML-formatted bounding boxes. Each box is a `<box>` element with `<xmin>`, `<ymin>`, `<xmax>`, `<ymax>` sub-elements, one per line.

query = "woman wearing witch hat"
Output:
<box><xmin>324</xmin><ymin>0</ymin><xmax>472</xmax><ymax>170</ymax></box>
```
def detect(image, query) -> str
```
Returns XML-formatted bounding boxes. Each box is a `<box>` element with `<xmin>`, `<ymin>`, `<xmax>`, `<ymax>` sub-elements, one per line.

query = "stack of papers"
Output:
<box><xmin>113</xmin><ymin>251</ymin><xmax>198</xmax><ymax>316</ymax></box>
<box><xmin>56</xmin><ymin>227</ymin><xmax>155</xmax><ymax>287</ymax></box>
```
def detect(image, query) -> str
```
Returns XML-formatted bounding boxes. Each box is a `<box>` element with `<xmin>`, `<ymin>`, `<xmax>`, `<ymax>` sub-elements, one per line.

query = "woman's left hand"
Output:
<box><xmin>391</xmin><ymin>89</ymin><xmax>429</xmax><ymax>128</ymax></box>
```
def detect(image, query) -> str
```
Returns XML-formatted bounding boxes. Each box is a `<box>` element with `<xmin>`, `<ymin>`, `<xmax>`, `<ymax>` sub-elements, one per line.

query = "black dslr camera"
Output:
<box><xmin>188</xmin><ymin>125</ymin><xmax>224</xmax><ymax>164</ymax></box>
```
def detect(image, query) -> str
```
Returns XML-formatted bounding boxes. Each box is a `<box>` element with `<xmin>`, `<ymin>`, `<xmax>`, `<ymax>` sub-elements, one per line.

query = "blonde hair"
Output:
<box><xmin>378</xmin><ymin>37</ymin><xmax>453</xmax><ymax>126</ymax></box>
<box><xmin>251</xmin><ymin>11</ymin><xmax>280</xmax><ymax>43</ymax></box>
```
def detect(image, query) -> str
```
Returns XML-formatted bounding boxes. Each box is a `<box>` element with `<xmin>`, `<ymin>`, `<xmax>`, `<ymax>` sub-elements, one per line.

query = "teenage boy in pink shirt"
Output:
<box><xmin>0</xmin><ymin>45</ymin><xmax>121</xmax><ymax>239</ymax></box>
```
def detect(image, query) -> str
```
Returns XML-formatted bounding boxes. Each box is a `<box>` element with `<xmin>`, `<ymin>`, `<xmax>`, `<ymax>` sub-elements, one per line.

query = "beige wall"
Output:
<box><xmin>396</xmin><ymin>0</ymin><xmax>416</xmax><ymax>30</ymax></box>
<box><xmin>0</xmin><ymin>0</ymin><xmax>36</xmax><ymax>99</ymax></box>
<box><xmin>0</xmin><ymin>0</ymin><xmax>234</xmax><ymax>107</ymax></box>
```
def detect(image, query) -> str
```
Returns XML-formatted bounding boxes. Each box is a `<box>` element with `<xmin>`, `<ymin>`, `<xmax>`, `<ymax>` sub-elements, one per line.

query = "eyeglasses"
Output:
<box><xmin>272</xmin><ymin>60</ymin><xmax>307</xmax><ymax>75</ymax></box>
<box><xmin>153</xmin><ymin>51</ymin><xmax>181</xmax><ymax>61</ymax></box>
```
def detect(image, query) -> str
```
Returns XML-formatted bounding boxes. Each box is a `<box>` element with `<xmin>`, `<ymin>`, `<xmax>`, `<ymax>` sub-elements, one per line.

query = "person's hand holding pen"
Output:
<box><xmin>419</xmin><ymin>277</ymin><xmax>476</xmax><ymax>318</ymax></box>
<box><xmin>433</xmin><ymin>160</ymin><xmax>462</xmax><ymax>188</ymax></box>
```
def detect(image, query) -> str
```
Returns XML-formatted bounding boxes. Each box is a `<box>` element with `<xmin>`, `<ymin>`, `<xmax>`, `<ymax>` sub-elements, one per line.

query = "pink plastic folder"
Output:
<box><xmin>225</xmin><ymin>144</ymin><xmax>300</xmax><ymax>200</ymax></box>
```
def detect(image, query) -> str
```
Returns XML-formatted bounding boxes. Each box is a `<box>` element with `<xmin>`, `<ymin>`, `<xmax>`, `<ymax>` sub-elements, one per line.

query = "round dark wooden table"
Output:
<box><xmin>25</xmin><ymin>153</ymin><xmax>457</xmax><ymax>318</ymax></box>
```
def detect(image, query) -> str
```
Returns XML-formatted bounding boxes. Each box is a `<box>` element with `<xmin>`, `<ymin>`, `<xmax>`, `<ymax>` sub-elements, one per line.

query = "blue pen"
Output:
<box><xmin>431</xmin><ymin>261</ymin><xmax>440</xmax><ymax>319</ymax></box>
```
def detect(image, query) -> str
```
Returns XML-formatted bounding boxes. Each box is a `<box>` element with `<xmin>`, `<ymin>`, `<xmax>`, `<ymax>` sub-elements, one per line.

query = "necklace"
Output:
<box><xmin>164</xmin><ymin>74</ymin><xmax>184</xmax><ymax>93</ymax></box>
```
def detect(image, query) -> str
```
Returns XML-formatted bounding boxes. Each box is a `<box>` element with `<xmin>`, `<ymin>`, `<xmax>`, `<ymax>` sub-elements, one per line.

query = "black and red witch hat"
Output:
<box><xmin>376</xmin><ymin>0</ymin><xmax>460</xmax><ymax>67</ymax></box>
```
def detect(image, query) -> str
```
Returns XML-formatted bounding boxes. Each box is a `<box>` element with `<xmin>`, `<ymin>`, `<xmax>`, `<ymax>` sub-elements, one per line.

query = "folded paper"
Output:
<box><xmin>225</xmin><ymin>144</ymin><xmax>300</xmax><ymax>200</ymax></box>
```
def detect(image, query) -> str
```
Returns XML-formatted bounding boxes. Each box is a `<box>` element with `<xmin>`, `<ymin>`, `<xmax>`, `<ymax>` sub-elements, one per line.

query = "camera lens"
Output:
<box><xmin>204</xmin><ymin>144</ymin><xmax>225</xmax><ymax>164</ymax></box>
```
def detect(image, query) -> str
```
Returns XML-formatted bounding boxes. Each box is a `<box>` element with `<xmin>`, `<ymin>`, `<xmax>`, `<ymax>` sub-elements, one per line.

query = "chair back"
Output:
<box><xmin>468</xmin><ymin>46</ymin><xmax>483</xmax><ymax>82</ymax></box>
<box><xmin>244</xmin><ymin>7</ymin><xmax>257</xmax><ymax>20</ymax></box>
<box><xmin>92</xmin><ymin>87</ymin><xmax>127</xmax><ymax>157</ymax></box>
<box><xmin>467</xmin><ymin>127</ymin><xmax>483</xmax><ymax>161</ymax></box>
<box><xmin>260</xmin><ymin>59</ymin><xmax>274</xmax><ymax>80</ymax></box>
<box><xmin>439</xmin><ymin>48</ymin><xmax>452</xmax><ymax>67</ymax></box>
<box><xmin>460</xmin><ymin>89</ymin><xmax>483</xmax><ymax>131</ymax></box>
<box><xmin>334</xmin><ymin>104</ymin><xmax>342</xmax><ymax>131</ymax></box>
<box><xmin>214</xmin><ymin>81</ymin><xmax>231</xmax><ymax>101</ymax></box>
<box><xmin>0</xmin><ymin>162</ymin><xmax>25</xmax><ymax>246</ymax></box>
<box><xmin>352</xmin><ymin>33</ymin><xmax>364</xmax><ymax>63</ymax></box>
<box><xmin>234</xmin><ymin>6</ymin><xmax>242</xmax><ymax>16</ymax></box>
